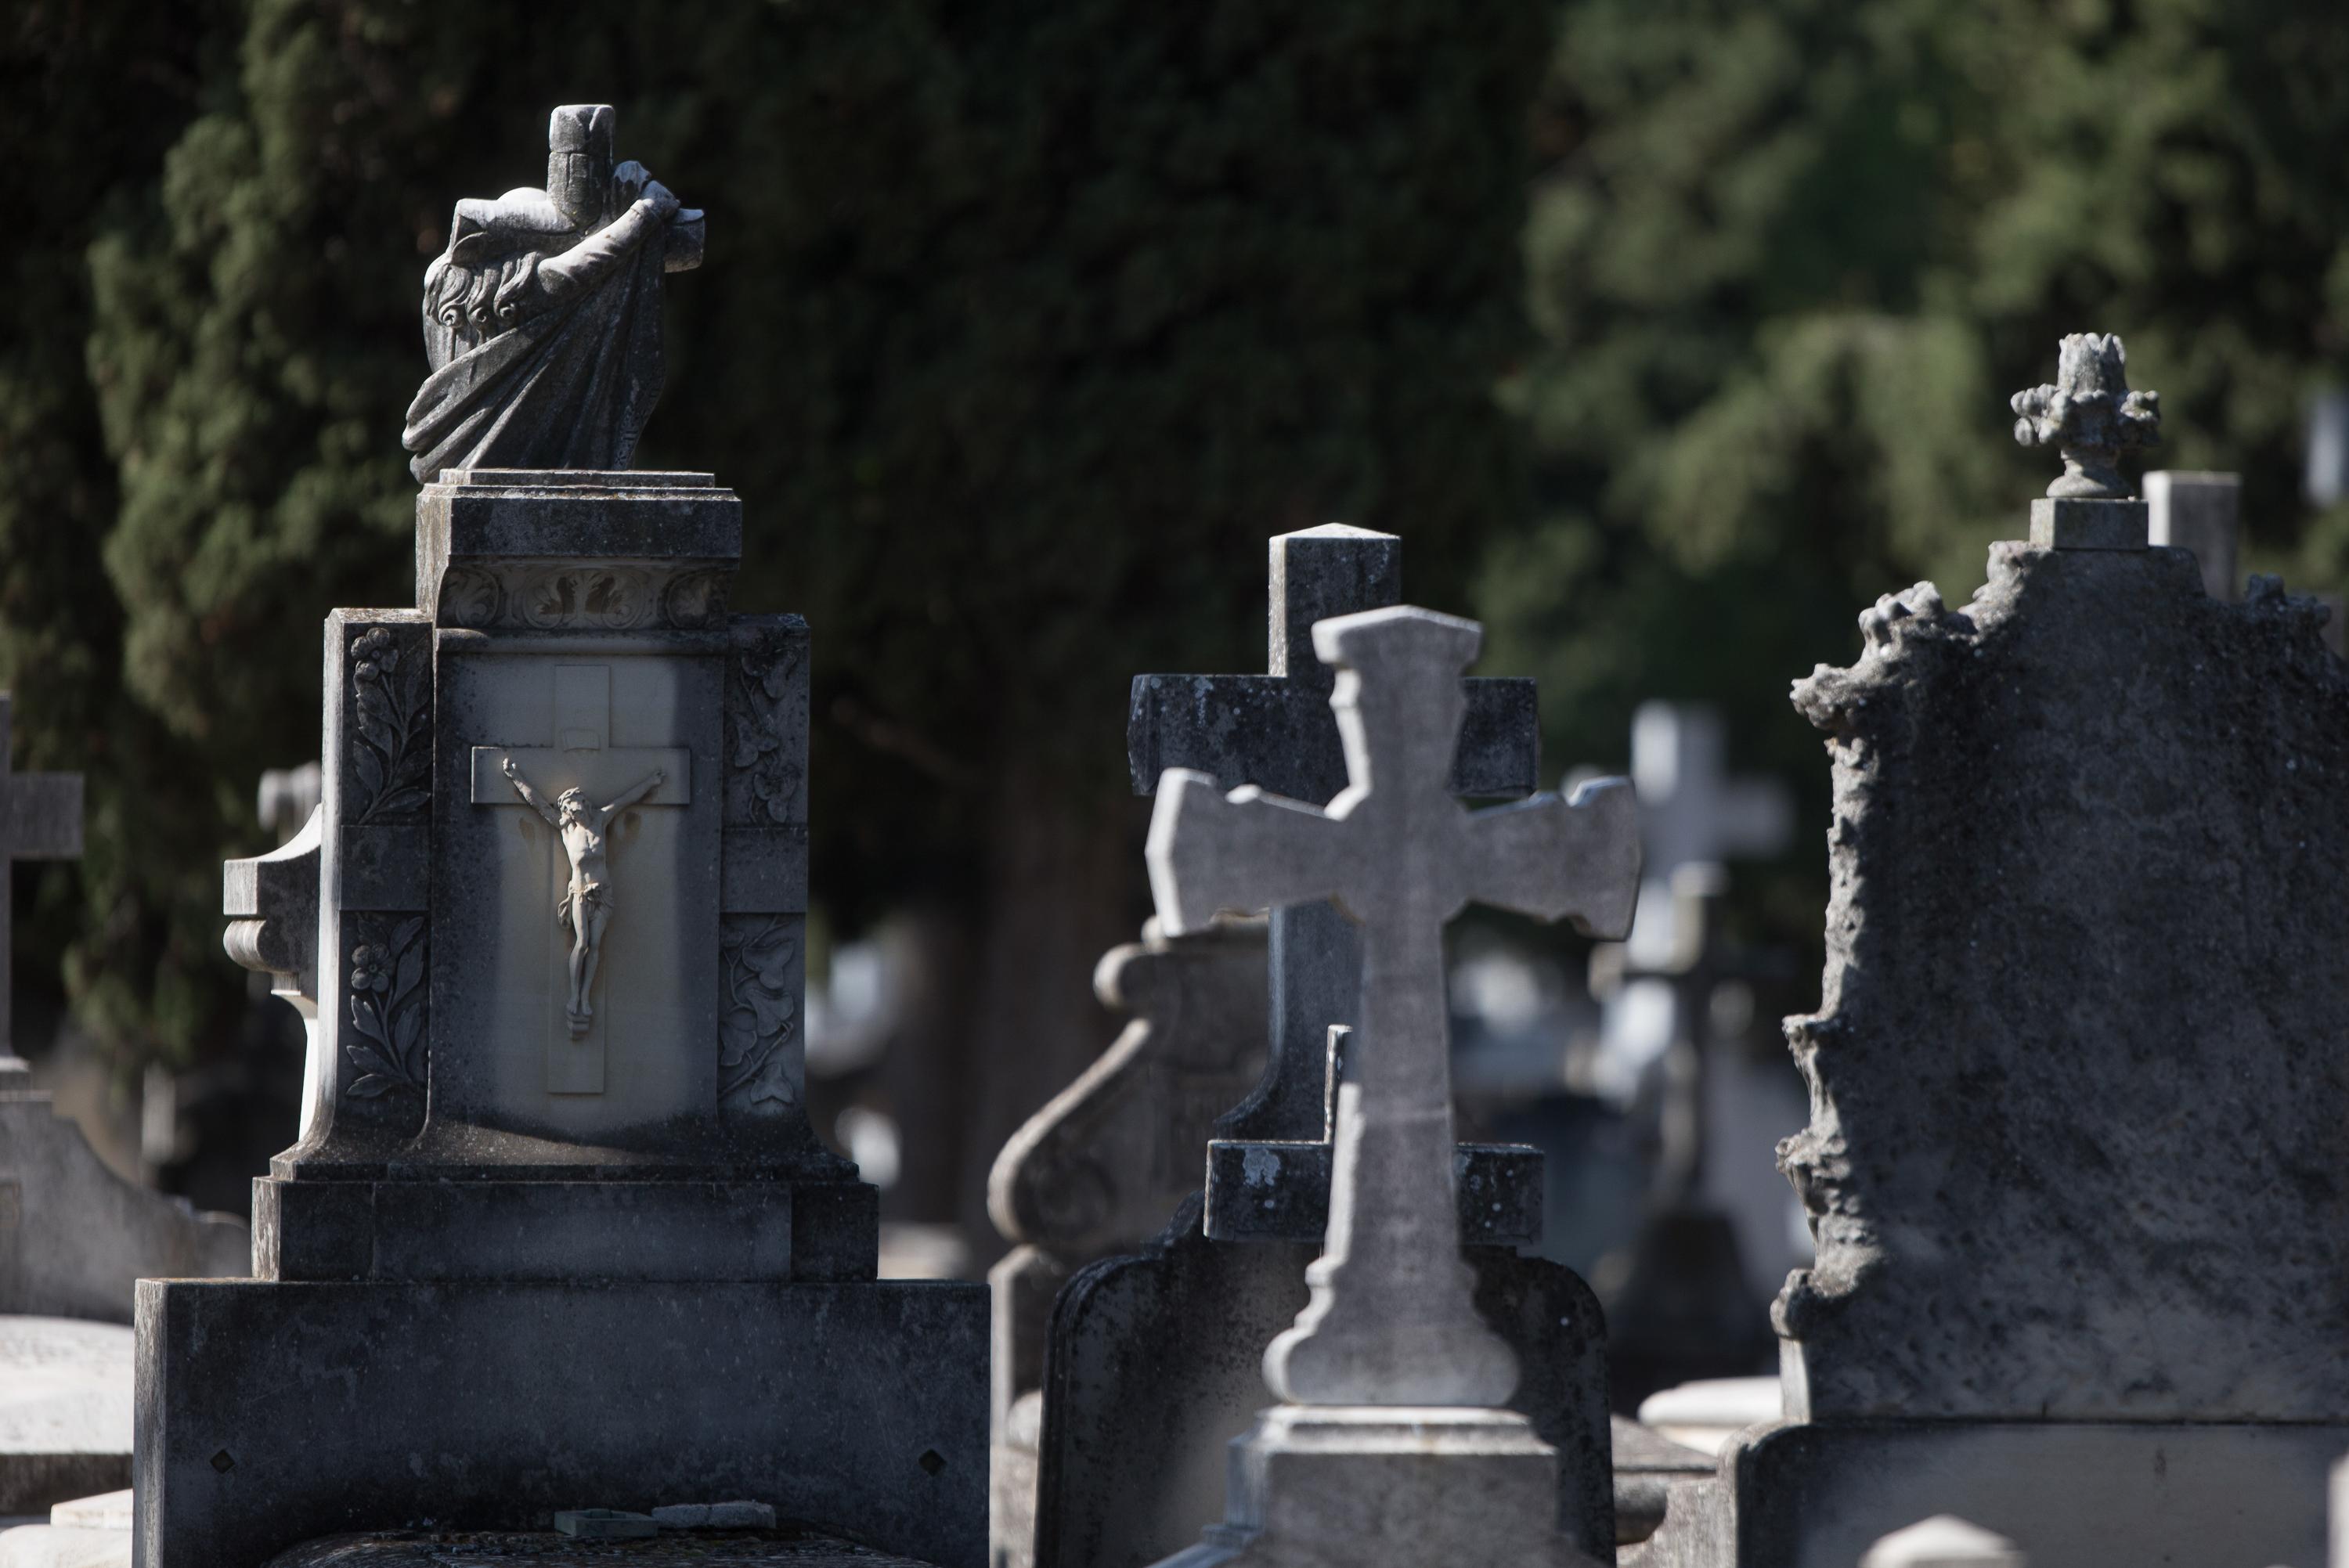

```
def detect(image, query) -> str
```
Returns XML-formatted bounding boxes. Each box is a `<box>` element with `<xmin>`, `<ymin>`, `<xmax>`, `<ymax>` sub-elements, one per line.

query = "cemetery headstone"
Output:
<box><xmin>1639</xmin><ymin>334</ymin><xmax>2349</xmax><ymax>1567</ymax></box>
<box><xmin>1138</xmin><ymin>604</ymin><xmax>1639</xmax><ymax>1567</ymax></box>
<box><xmin>1582</xmin><ymin>702</ymin><xmax>1798</xmax><ymax>1407</ymax></box>
<box><xmin>1021</xmin><ymin>532</ymin><xmax>1610</xmax><ymax>1568</ymax></box>
<box><xmin>139</xmin><ymin>107</ymin><xmax>986</xmax><ymax>1568</ymax></box>
<box><xmin>986</xmin><ymin>915</ymin><xmax>1269</xmax><ymax>1565</ymax></box>
<box><xmin>1588</xmin><ymin>865</ymin><xmax>1786</xmax><ymax>1406</ymax></box>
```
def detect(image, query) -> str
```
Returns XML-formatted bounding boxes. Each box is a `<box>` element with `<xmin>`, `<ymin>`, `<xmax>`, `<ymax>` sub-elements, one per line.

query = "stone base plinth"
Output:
<box><xmin>1637</xmin><ymin>1419</ymin><xmax>2349</xmax><ymax>1568</ymax></box>
<box><xmin>253</xmin><ymin>1173</ymin><xmax>874</xmax><ymax>1283</ymax></box>
<box><xmin>2027</xmin><ymin>496</ymin><xmax>2147</xmax><ymax>550</ymax></box>
<box><xmin>135</xmin><ymin>1278</ymin><xmax>986</xmax><ymax>1568</ymax></box>
<box><xmin>1152</xmin><ymin>1407</ymin><xmax>1604</xmax><ymax>1568</ymax></box>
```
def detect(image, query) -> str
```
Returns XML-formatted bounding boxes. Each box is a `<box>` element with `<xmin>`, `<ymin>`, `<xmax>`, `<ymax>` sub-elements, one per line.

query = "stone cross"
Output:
<box><xmin>469</xmin><ymin>663</ymin><xmax>688</xmax><ymax>1092</ymax></box>
<box><xmin>1147</xmin><ymin>607</ymin><xmax>1637</xmax><ymax>1405</ymax></box>
<box><xmin>1128</xmin><ymin>525</ymin><xmax>1537</xmax><ymax>1149</ymax></box>
<box><xmin>0</xmin><ymin>694</ymin><xmax>82</xmax><ymax>1070</ymax></box>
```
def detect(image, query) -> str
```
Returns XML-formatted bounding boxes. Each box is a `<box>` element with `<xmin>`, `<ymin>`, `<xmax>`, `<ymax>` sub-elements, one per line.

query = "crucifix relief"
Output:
<box><xmin>496</xmin><ymin>755</ymin><xmax>666</xmax><ymax>1037</ymax></box>
<box><xmin>1147</xmin><ymin>607</ymin><xmax>1639</xmax><ymax>1406</ymax></box>
<box><xmin>471</xmin><ymin>663</ymin><xmax>689</xmax><ymax>1093</ymax></box>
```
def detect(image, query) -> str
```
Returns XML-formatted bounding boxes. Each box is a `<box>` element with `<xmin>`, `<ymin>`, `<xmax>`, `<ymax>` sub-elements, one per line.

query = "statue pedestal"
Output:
<box><xmin>142</xmin><ymin>473</ymin><xmax>985</xmax><ymax>1568</ymax></box>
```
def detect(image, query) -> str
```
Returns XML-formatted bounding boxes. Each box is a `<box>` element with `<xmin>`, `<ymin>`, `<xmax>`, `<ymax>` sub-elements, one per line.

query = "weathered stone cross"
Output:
<box><xmin>1147</xmin><ymin>607</ymin><xmax>1638</xmax><ymax>1405</ymax></box>
<box><xmin>1128</xmin><ymin>524</ymin><xmax>1538</xmax><ymax>1151</ymax></box>
<box><xmin>0</xmin><ymin>695</ymin><xmax>82</xmax><ymax>1069</ymax></box>
<box><xmin>470</xmin><ymin>663</ymin><xmax>687</xmax><ymax>1092</ymax></box>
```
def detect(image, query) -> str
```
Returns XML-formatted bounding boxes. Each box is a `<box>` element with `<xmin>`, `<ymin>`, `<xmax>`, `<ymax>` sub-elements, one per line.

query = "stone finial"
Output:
<box><xmin>2010</xmin><ymin>333</ymin><xmax>2160</xmax><ymax>499</ymax></box>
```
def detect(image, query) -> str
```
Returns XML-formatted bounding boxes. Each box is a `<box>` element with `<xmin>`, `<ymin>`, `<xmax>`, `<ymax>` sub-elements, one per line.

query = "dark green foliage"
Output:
<box><xmin>7</xmin><ymin>0</ymin><xmax>1547</xmax><ymax>1076</ymax></box>
<box><xmin>1492</xmin><ymin>0</ymin><xmax>2349</xmax><ymax>949</ymax></box>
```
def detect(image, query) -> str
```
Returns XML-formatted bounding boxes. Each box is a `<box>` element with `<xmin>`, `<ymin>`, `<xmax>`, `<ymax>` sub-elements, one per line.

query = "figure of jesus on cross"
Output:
<box><xmin>500</xmin><ymin>755</ymin><xmax>666</xmax><ymax>1037</ymax></box>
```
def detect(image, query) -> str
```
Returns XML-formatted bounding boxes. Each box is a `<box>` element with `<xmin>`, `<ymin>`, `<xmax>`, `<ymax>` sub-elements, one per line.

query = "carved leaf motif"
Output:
<box><xmin>343</xmin><ymin>920</ymin><xmax>428</xmax><ymax>1101</ymax></box>
<box><xmin>718</xmin><ymin>916</ymin><xmax>798</xmax><ymax>1105</ymax></box>
<box><xmin>349</xmin><ymin>631</ymin><xmax>431</xmax><ymax>826</ymax></box>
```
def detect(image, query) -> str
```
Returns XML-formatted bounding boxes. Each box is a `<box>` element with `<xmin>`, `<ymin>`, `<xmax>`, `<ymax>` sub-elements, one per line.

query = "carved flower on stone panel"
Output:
<box><xmin>718</xmin><ymin>917</ymin><xmax>798</xmax><ymax>1107</ymax></box>
<box><xmin>728</xmin><ymin>636</ymin><xmax>806</xmax><ymax>825</ymax></box>
<box><xmin>439</xmin><ymin>566</ymin><xmax>501</xmax><ymax>628</ymax></box>
<box><xmin>349</xmin><ymin>628</ymin><xmax>431</xmax><ymax>824</ymax></box>
<box><xmin>345</xmin><ymin>918</ymin><xmax>427</xmax><ymax>1100</ymax></box>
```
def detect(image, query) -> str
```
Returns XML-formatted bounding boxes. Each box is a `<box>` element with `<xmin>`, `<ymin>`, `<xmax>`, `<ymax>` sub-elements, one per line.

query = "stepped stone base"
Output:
<box><xmin>135</xmin><ymin>1278</ymin><xmax>986</xmax><ymax>1568</ymax></box>
<box><xmin>1154</xmin><ymin>1407</ymin><xmax>1605</xmax><ymax>1568</ymax></box>
<box><xmin>1636</xmin><ymin>1420</ymin><xmax>2349</xmax><ymax>1568</ymax></box>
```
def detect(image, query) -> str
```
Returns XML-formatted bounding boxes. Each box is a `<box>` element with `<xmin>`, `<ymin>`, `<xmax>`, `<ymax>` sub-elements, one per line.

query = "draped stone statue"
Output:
<box><xmin>402</xmin><ymin>104</ymin><xmax>705</xmax><ymax>485</ymax></box>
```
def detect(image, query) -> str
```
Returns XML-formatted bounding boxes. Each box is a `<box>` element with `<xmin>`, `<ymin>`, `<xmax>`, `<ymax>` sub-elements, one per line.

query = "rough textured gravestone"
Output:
<box><xmin>1641</xmin><ymin>335</ymin><xmax>2349</xmax><ymax>1568</ymax></box>
<box><xmin>1142</xmin><ymin>605</ymin><xmax>1638</xmax><ymax>1568</ymax></box>
<box><xmin>987</xmin><ymin>917</ymin><xmax>1269</xmax><ymax>1566</ymax></box>
<box><xmin>1022</xmin><ymin>535</ymin><xmax>1603</xmax><ymax>1568</ymax></box>
<box><xmin>139</xmin><ymin>113</ymin><xmax>983</xmax><ymax>1568</ymax></box>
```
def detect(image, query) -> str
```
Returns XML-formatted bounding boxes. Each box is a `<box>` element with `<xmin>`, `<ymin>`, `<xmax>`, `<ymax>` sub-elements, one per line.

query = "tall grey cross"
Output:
<box><xmin>1128</xmin><ymin>525</ymin><xmax>1538</xmax><ymax>1145</ymax></box>
<box><xmin>0</xmin><ymin>695</ymin><xmax>83</xmax><ymax>1069</ymax></box>
<box><xmin>1148</xmin><ymin>607</ymin><xmax>1639</xmax><ymax>1406</ymax></box>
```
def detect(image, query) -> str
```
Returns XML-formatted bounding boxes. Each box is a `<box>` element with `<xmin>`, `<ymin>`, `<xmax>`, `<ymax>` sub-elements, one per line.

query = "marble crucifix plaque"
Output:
<box><xmin>469</xmin><ymin>662</ymin><xmax>690</xmax><ymax>1094</ymax></box>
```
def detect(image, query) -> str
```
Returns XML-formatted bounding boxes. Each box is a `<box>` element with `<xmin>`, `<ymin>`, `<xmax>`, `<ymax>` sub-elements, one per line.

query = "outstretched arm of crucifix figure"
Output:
<box><xmin>600</xmin><ymin>767</ymin><xmax>666</xmax><ymax>816</ymax></box>
<box><xmin>500</xmin><ymin>755</ymin><xmax>563</xmax><ymax>827</ymax></box>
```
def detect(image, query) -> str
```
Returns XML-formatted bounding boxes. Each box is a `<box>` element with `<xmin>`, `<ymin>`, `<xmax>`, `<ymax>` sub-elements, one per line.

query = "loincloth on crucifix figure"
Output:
<box><xmin>500</xmin><ymin>755</ymin><xmax>665</xmax><ymax>1037</ymax></box>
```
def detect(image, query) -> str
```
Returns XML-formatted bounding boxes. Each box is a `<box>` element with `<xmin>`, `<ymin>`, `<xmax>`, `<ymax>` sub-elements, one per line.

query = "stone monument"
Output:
<box><xmin>985</xmin><ymin>916</ymin><xmax>1269</xmax><ymax>1566</ymax></box>
<box><xmin>1018</xmin><ymin>531</ymin><xmax>1611</xmax><ymax>1568</ymax></box>
<box><xmin>137</xmin><ymin>110</ymin><xmax>984</xmax><ymax>1568</ymax></box>
<box><xmin>1141</xmin><ymin>604</ymin><xmax>1639</xmax><ymax>1567</ymax></box>
<box><xmin>1640</xmin><ymin>335</ymin><xmax>2349</xmax><ymax>1566</ymax></box>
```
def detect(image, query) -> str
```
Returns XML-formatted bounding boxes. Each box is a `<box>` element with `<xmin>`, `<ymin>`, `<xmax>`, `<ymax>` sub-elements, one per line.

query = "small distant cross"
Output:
<box><xmin>1624</xmin><ymin>701</ymin><xmax>1791</xmax><ymax>964</ymax></box>
<box><xmin>1128</xmin><ymin>525</ymin><xmax>1538</xmax><ymax>1144</ymax></box>
<box><xmin>1148</xmin><ymin>607</ymin><xmax>1639</xmax><ymax>1407</ymax></box>
<box><xmin>0</xmin><ymin>694</ymin><xmax>83</xmax><ymax>1068</ymax></box>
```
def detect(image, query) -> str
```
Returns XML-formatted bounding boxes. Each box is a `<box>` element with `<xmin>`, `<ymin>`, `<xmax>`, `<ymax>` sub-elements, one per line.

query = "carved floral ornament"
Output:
<box><xmin>347</xmin><ymin>918</ymin><xmax>427</xmax><ymax>1100</ymax></box>
<box><xmin>349</xmin><ymin>627</ymin><xmax>431</xmax><ymax>824</ymax></box>
<box><xmin>719</xmin><ymin>916</ymin><xmax>798</xmax><ymax>1108</ymax></box>
<box><xmin>2010</xmin><ymin>332</ymin><xmax>2161</xmax><ymax>499</ymax></box>
<box><xmin>727</xmin><ymin>633</ymin><xmax>806</xmax><ymax>826</ymax></box>
<box><xmin>437</xmin><ymin>562</ymin><xmax>729</xmax><ymax>632</ymax></box>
